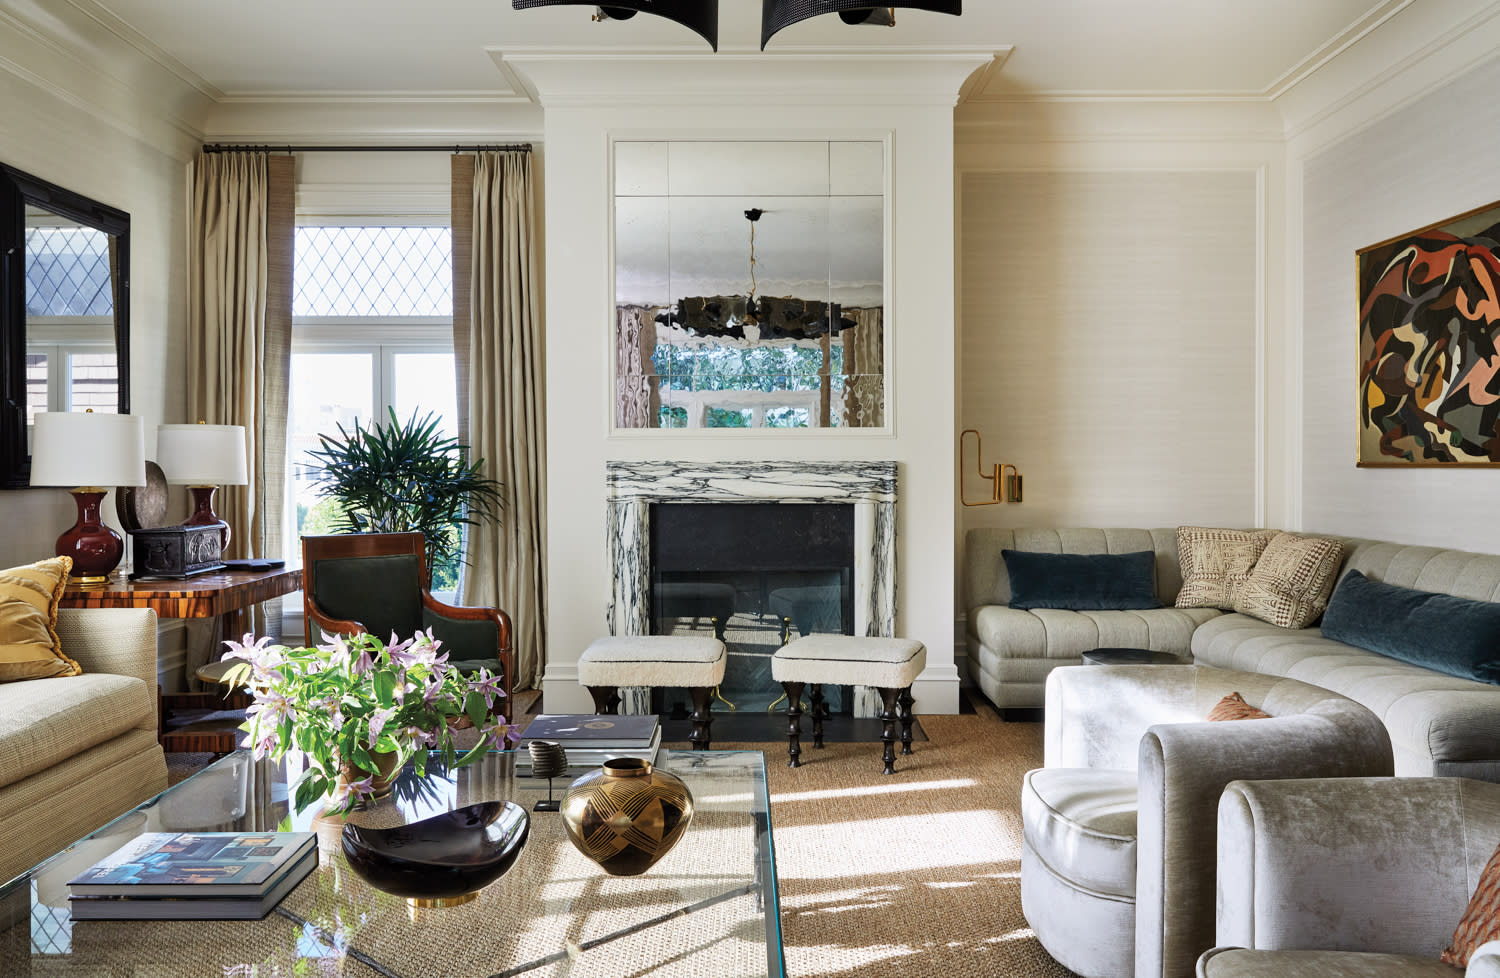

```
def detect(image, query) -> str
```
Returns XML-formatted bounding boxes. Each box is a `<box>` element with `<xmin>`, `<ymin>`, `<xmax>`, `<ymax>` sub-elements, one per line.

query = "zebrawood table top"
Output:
<box><xmin>61</xmin><ymin>564</ymin><xmax>302</xmax><ymax>619</ymax></box>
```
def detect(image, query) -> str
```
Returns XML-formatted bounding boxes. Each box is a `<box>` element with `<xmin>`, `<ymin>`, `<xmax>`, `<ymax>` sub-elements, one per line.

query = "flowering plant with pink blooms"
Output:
<box><xmin>222</xmin><ymin>629</ymin><xmax>518</xmax><ymax>813</ymax></box>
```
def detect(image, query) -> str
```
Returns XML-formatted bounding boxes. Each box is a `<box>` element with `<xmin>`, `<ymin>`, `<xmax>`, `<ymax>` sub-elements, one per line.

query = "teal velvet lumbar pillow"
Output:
<box><xmin>1320</xmin><ymin>569</ymin><xmax>1500</xmax><ymax>684</ymax></box>
<box><xmin>1001</xmin><ymin>550</ymin><xmax>1160</xmax><ymax>611</ymax></box>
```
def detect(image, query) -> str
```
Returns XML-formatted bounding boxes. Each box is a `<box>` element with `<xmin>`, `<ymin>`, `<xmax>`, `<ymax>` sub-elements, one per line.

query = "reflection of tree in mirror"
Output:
<box><xmin>765</xmin><ymin>407</ymin><xmax>809</xmax><ymax>428</ymax></box>
<box><xmin>705</xmin><ymin>408</ymin><xmax>752</xmax><ymax>428</ymax></box>
<box><xmin>651</xmin><ymin>343</ymin><xmax>838</xmax><ymax>392</ymax></box>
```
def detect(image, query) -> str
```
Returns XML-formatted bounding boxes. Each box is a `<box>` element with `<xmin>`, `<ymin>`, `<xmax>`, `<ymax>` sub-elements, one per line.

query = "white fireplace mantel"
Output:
<box><xmin>605</xmin><ymin>459</ymin><xmax>898</xmax><ymax>715</ymax></box>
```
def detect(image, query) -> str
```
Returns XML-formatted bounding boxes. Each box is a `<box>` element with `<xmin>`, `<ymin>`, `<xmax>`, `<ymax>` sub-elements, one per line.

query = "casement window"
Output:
<box><xmin>286</xmin><ymin>224</ymin><xmax>458</xmax><ymax>597</ymax></box>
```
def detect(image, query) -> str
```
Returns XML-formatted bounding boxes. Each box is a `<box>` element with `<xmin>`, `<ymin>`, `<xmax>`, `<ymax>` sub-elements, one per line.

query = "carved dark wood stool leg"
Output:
<box><xmin>586</xmin><ymin>685</ymin><xmax>621</xmax><ymax>715</ymax></box>
<box><xmin>809</xmin><ymin>684</ymin><xmax>827</xmax><ymax>748</ymax></box>
<box><xmin>899</xmin><ymin>686</ymin><xmax>916</xmax><ymax>755</ymax></box>
<box><xmin>782</xmin><ymin>681</ymin><xmax>805</xmax><ymax>768</ymax></box>
<box><xmin>688</xmin><ymin>686</ymin><xmax>714</xmax><ymax>750</ymax></box>
<box><xmin>878</xmin><ymin>686</ymin><xmax>902</xmax><ymax>775</ymax></box>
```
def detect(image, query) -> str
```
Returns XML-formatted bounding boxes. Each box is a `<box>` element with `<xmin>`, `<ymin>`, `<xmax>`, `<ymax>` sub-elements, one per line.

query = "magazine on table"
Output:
<box><xmin>517</xmin><ymin>713</ymin><xmax>661</xmax><ymax>749</ymax></box>
<box><xmin>69</xmin><ymin>848</ymin><xmax>316</xmax><ymax>920</ymax></box>
<box><xmin>68</xmin><ymin>832</ymin><xmax>316</xmax><ymax>897</ymax></box>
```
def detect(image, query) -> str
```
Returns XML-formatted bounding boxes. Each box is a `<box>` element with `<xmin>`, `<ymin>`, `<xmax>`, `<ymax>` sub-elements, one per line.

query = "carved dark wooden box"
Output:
<box><xmin>129</xmin><ymin>523</ymin><xmax>228</xmax><ymax>580</ymax></box>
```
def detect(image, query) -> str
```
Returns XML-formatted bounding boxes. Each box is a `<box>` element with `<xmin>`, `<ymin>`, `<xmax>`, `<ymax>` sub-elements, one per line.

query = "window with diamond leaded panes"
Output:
<box><xmin>24</xmin><ymin>221</ymin><xmax>117</xmax><ymax>424</ymax></box>
<box><xmin>286</xmin><ymin>225</ymin><xmax>459</xmax><ymax>614</ymax></box>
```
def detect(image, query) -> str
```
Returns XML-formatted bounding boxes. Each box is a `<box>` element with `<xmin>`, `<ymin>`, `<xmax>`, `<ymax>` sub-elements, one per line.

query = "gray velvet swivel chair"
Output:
<box><xmin>1200</xmin><ymin>777</ymin><xmax>1500</xmax><ymax>977</ymax></box>
<box><xmin>1021</xmin><ymin>664</ymin><xmax>1394</xmax><ymax>978</ymax></box>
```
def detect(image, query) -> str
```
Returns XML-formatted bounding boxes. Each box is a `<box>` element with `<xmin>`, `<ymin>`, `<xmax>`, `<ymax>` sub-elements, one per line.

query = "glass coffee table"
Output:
<box><xmin>0</xmin><ymin>749</ymin><xmax>784</xmax><ymax>977</ymax></box>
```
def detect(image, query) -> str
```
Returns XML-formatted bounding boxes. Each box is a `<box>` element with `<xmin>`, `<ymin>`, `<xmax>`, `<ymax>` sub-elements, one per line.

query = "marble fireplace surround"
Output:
<box><xmin>606</xmin><ymin>459</ymin><xmax>898</xmax><ymax>716</ymax></box>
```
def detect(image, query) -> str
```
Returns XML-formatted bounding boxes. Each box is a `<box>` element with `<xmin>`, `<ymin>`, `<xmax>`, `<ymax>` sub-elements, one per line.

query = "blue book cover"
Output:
<box><xmin>68</xmin><ymin>832</ymin><xmax>315</xmax><ymax>897</ymax></box>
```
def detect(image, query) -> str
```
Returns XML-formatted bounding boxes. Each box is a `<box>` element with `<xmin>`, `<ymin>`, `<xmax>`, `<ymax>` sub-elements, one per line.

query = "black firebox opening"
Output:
<box><xmin>650</xmin><ymin>502</ymin><xmax>855</xmax><ymax>714</ymax></box>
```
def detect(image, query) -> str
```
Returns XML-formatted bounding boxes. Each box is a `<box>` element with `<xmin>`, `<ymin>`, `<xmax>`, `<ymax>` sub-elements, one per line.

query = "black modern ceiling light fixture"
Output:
<box><xmin>511</xmin><ymin>1</ymin><xmax>719</xmax><ymax>51</ymax></box>
<box><xmin>760</xmin><ymin>1</ymin><xmax>961</xmax><ymax>49</ymax></box>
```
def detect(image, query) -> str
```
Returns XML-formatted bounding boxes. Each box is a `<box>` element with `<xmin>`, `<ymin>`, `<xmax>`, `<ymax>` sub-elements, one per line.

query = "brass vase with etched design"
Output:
<box><xmin>560</xmin><ymin>758</ymin><xmax>693</xmax><ymax>876</ymax></box>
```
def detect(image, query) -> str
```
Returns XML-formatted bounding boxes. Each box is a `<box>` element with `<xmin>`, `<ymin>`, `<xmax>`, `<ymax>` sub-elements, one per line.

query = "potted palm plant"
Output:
<box><xmin>306</xmin><ymin>408</ymin><xmax>502</xmax><ymax>585</ymax></box>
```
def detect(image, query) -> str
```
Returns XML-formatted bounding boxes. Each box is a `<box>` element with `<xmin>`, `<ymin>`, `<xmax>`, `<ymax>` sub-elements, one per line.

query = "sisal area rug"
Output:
<box><xmin>166</xmin><ymin>693</ymin><xmax>1073</xmax><ymax>978</ymax></box>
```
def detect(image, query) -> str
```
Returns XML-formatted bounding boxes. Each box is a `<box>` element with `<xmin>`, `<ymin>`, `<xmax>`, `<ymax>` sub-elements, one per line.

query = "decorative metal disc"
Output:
<box><xmin>116</xmin><ymin>459</ymin><xmax>169</xmax><ymax>532</ymax></box>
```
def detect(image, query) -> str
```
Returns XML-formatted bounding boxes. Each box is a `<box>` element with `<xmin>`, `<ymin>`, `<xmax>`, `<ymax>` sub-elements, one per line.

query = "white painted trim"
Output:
<box><xmin>1261</xmin><ymin>0</ymin><xmax>1415</xmax><ymax>101</ymax></box>
<box><xmin>1284</xmin><ymin>153</ymin><xmax>1307</xmax><ymax>531</ymax></box>
<box><xmin>1254</xmin><ymin>163</ymin><xmax>1269</xmax><ymax>529</ymax></box>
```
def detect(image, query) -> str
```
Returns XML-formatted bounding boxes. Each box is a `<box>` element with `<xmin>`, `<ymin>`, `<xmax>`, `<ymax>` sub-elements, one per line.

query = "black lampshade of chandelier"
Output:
<box><xmin>512</xmin><ymin>0</ymin><xmax>719</xmax><ymax>51</ymax></box>
<box><xmin>760</xmin><ymin>0</ymin><xmax>960</xmax><ymax>50</ymax></box>
<box><xmin>655</xmin><ymin>295</ymin><xmax>855</xmax><ymax>340</ymax></box>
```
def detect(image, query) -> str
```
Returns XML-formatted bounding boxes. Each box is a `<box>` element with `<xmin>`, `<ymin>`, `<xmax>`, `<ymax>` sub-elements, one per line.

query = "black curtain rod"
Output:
<box><xmin>201</xmin><ymin>143</ymin><xmax>533</xmax><ymax>154</ymax></box>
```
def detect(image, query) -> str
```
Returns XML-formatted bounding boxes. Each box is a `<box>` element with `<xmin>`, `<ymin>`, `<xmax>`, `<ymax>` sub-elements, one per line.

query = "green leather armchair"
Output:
<box><xmin>300</xmin><ymin>532</ymin><xmax>513</xmax><ymax>703</ymax></box>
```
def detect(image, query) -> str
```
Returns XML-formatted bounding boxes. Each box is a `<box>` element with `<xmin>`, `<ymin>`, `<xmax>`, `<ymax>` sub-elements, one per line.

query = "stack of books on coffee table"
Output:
<box><xmin>67</xmin><ymin>831</ymin><xmax>316</xmax><ymax>920</ymax></box>
<box><xmin>518</xmin><ymin>714</ymin><xmax>662</xmax><ymax>767</ymax></box>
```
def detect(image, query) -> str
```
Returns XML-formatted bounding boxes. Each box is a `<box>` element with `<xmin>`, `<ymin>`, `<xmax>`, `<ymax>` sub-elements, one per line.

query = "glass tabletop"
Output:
<box><xmin>0</xmin><ymin>749</ymin><xmax>784</xmax><ymax>978</ymax></box>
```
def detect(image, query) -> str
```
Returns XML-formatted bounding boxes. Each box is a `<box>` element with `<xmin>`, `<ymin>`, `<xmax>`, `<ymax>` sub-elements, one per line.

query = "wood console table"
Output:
<box><xmin>61</xmin><ymin>565</ymin><xmax>303</xmax><ymax>756</ymax></box>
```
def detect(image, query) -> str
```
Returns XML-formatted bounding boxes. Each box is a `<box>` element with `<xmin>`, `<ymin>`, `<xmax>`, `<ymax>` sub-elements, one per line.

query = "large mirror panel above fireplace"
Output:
<box><xmin>613</xmin><ymin>140</ymin><xmax>886</xmax><ymax>431</ymax></box>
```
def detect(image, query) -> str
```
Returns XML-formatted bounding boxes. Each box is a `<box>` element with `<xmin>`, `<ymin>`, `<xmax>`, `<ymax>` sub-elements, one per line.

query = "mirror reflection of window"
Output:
<box><xmin>23</xmin><ymin>209</ymin><xmax>119</xmax><ymax>450</ymax></box>
<box><xmin>614</xmin><ymin>140</ymin><xmax>885</xmax><ymax>430</ymax></box>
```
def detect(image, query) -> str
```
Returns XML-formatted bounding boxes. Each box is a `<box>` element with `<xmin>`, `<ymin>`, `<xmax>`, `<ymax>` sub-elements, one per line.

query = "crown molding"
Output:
<box><xmin>1278</xmin><ymin>0</ymin><xmax>1500</xmax><ymax>153</ymax></box>
<box><xmin>63</xmin><ymin>0</ymin><xmax>224</xmax><ymax>101</ymax></box>
<box><xmin>494</xmin><ymin>46</ymin><xmax>1000</xmax><ymax>108</ymax></box>
<box><xmin>201</xmin><ymin>98</ymin><xmax>544</xmax><ymax>145</ymax></box>
<box><xmin>0</xmin><ymin>5</ymin><xmax>209</xmax><ymax>157</ymax></box>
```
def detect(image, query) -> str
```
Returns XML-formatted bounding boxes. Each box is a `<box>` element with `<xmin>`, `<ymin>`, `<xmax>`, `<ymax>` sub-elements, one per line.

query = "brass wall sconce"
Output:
<box><xmin>960</xmin><ymin>429</ymin><xmax>1021</xmax><ymax>506</ymax></box>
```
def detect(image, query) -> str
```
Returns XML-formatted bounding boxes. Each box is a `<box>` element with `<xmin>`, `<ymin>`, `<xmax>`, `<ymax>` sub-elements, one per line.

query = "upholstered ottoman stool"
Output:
<box><xmin>771</xmin><ymin>635</ymin><xmax>926</xmax><ymax>774</ymax></box>
<box><xmin>577</xmin><ymin>636</ymin><xmax>727</xmax><ymax>750</ymax></box>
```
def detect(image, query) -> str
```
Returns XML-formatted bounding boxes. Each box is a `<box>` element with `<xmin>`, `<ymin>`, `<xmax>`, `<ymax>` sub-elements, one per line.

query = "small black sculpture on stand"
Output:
<box><xmin>529</xmin><ymin>741</ymin><xmax>568</xmax><ymax>812</ymax></box>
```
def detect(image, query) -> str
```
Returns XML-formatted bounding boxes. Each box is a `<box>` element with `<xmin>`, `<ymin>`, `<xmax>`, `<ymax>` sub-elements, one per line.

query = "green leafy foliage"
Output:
<box><xmin>306</xmin><ymin>408</ymin><xmax>502</xmax><ymax>573</ymax></box>
<box><xmin>228</xmin><ymin>630</ymin><xmax>515</xmax><ymax>814</ymax></box>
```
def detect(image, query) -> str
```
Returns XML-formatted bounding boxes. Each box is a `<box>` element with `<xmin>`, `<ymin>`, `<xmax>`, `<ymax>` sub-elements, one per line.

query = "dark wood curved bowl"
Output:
<box><xmin>341</xmin><ymin>800</ymin><xmax>529</xmax><ymax>903</ymax></box>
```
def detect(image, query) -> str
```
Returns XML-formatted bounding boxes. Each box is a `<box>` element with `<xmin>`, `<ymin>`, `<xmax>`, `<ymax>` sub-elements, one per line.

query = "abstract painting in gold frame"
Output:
<box><xmin>1357</xmin><ymin>199</ymin><xmax>1500</xmax><ymax>466</ymax></box>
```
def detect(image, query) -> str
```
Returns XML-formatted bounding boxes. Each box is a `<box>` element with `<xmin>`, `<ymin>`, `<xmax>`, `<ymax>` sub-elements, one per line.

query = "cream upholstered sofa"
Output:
<box><xmin>965</xmin><ymin>528</ymin><xmax>1220</xmax><ymax>710</ymax></box>
<box><xmin>1200</xmin><ymin>777</ymin><xmax>1500</xmax><ymax>977</ymax></box>
<box><xmin>966</xmin><ymin>527</ymin><xmax>1500</xmax><ymax>778</ymax></box>
<box><xmin>0</xmin><ymin>608</ymin><xmax>168</xmax><ymax>884</ymax></box>
<box><xmin>1023</xmin><ymin>664</ymin><xmax>1394</xmax><ymax>978</ymax></box>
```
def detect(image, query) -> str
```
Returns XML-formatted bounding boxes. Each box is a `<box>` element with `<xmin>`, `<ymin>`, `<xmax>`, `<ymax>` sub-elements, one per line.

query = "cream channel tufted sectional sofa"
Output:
<box><xmin>964</xmin><ymin>527</ymin><xmax>1500</xmax><ymax>779</ymax></box>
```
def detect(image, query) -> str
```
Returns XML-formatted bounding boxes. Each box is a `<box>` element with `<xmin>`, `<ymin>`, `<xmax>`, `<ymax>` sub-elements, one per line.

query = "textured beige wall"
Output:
<box><xmin>959</xmin><ymin>169</ymin><xmax>1260</xmax><ymax>537</ymax></box>
<box><xmin>1299</xmin><ymin>56</ymin><xmax>1500</xmax><ymax>551</ymax></box>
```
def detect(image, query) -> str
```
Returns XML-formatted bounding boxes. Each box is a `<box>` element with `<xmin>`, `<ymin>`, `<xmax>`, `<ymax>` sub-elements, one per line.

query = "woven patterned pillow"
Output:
<box><xmin>0</xmin><ymin>556</ymin><xmax>80</xmax><ymax>682</ymax></box>
<box><xmin>1206</xmin><ymin>691</ymin><xmax>1270</xmax><ymax>721</ymax></box>
<box><xmin>1444</xmin><ymin>840</ymin><xmax>1500</xmax><ymax>966</ymax></box>
<box><xmin>1233</xmin><ymin>532</ymin><xmax>1344</xmax><ymax>629</ymax></box>
<box><xmin>1174</xmin><ymin>526</ymin><xmax>1276</xmax><ymax>610</ymax></box>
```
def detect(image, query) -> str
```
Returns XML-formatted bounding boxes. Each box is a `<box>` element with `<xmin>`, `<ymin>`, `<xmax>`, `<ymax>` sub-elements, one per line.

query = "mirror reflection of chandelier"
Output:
<box><xmin>654</xmin><ymin>207</ymin><xmax>856</xmax><ymax>340</ymax></box>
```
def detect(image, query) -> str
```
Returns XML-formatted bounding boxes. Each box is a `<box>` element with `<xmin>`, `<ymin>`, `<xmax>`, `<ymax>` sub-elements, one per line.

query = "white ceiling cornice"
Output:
<box><xmin>494</xmin><ymin>47</ymin><xmax>1003</xmax><ymax>108</ymax></box>
<box><xmin>0</xmin><ymin>2</ymin><xmax>213</xmax><ymax>156</ymax></box>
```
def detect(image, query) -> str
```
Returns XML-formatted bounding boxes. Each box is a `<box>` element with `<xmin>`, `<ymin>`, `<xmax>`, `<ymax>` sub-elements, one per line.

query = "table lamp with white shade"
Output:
<box><xmin>156</xmin><ymin>422</ymin><xmax>248</xmax><ymax>548</ymax></box>
<box><xmin>29</xmin><ymin>411</ymin><xmax>147</xmax><ymax>585</ymax></box>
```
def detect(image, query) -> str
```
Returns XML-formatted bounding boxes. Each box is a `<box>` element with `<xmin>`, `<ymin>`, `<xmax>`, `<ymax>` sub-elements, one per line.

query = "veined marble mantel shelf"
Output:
<box><xmin>605</xmin><ymin>459</ymin><xmax>899</xmax><ymax>717</ymax></box>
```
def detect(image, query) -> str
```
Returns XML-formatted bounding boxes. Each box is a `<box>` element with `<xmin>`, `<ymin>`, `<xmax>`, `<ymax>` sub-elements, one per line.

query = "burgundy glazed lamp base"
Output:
<box><xmin>56</xmin><ymin>487</ymin><xmax>124</xmax><ymax>585</ymax></box>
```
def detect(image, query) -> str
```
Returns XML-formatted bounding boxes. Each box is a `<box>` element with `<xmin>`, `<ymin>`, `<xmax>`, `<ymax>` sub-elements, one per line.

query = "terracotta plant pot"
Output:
<box><xmin>338</xmin><ymin>747</ymin><xmax>402</xmax><ymax>799</ymax></box>
<box><xmin>560</xmin><ymin>758</ymin><xmax>694</xmax><ymax>876</ymax></box>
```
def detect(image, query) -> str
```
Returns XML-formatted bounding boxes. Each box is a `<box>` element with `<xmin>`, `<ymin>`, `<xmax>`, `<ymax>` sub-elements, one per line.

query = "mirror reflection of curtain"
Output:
<box><xmin>842</xmin><ymin>307</ymin><xmax>883</xmax><ymax>427</ymax></box>
<box><xmin>454</xmin><ymin>150</ymin><xmax>547</xmax><ymax>692</ymax></box>
<box><xmin>186</xmin><ymin>151</ymin><xmax>293</xmax><ymax>684</ymax></box>
<box><xmin>616</xmin><ymin>305</ymin><xmax>658</xmax><ymax>428</ymax></box>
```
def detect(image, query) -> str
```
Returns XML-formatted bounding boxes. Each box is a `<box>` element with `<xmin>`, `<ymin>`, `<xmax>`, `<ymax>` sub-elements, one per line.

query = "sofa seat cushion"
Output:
<box><xmin>972</xmin><ymin>605</ymin><xmax>1221</xmax><ymax>661</ymax></box>
<box><xmin>1193</xmin><ymin>613</ymin><xmax>1500</xmax><ymax>767</ymax></box>
<box><xmin>1022</xmin><ymin>767</ymin><xmax>1138</xmax><ymax>899</ymax></box>
<box><xmin>0</xmin><ymin>673</ymin><xmax>155</xmax><ymax>791</ymax></box>
<box><xmin>1198</xmin><ymin>947</ymin><xmax>1460</xmax><ymax>977</ymax></box>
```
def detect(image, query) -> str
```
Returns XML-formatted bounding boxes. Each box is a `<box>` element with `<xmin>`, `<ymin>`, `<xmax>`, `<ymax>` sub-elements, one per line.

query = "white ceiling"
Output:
<box><xmin>84</xmin><ymin>0</ymin><xmax>1392</xmax><ymax>98</ymax></box>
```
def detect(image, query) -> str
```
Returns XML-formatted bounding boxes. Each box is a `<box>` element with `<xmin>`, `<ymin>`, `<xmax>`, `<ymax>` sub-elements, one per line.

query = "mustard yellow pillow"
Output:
<box><xmin>0</xmin><ymin>556</ymin><xmax>80</xmax><ymax>681</ymax></box>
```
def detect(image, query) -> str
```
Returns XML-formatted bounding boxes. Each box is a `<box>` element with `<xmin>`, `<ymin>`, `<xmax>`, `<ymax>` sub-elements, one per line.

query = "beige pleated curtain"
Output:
<box><xmin>185</xmin><ymin>151</ymin><xmax>293</xmax><ymax>681</ymax></box>
<box><xmin>452</xmin><ymin>150</ymin><xmax>546</xmax><ymax>691</ymax></box>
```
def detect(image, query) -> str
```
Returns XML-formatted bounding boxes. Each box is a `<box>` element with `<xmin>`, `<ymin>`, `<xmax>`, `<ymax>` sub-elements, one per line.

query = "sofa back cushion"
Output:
<box><xmin>1001</xmin><ymin>549</ymin><xmax>1160</xmax><ymax>611</ymax></box>
<box><xmin>964</xmin><ymin>528</ymin><xmax>1182</xmax><ymax>610</ymax></box>
<box><xmin>1321</xmin><ymin>569</ymin><xmax>1500</xmax><ymax>684</ymax></box>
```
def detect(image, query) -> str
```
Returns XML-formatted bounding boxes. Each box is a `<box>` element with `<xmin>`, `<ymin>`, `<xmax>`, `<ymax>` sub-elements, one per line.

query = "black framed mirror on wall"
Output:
<box><xmin>0</xmin><ymin>164</ymin><xmax>130</xmax><ymax>489</ymax></box>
